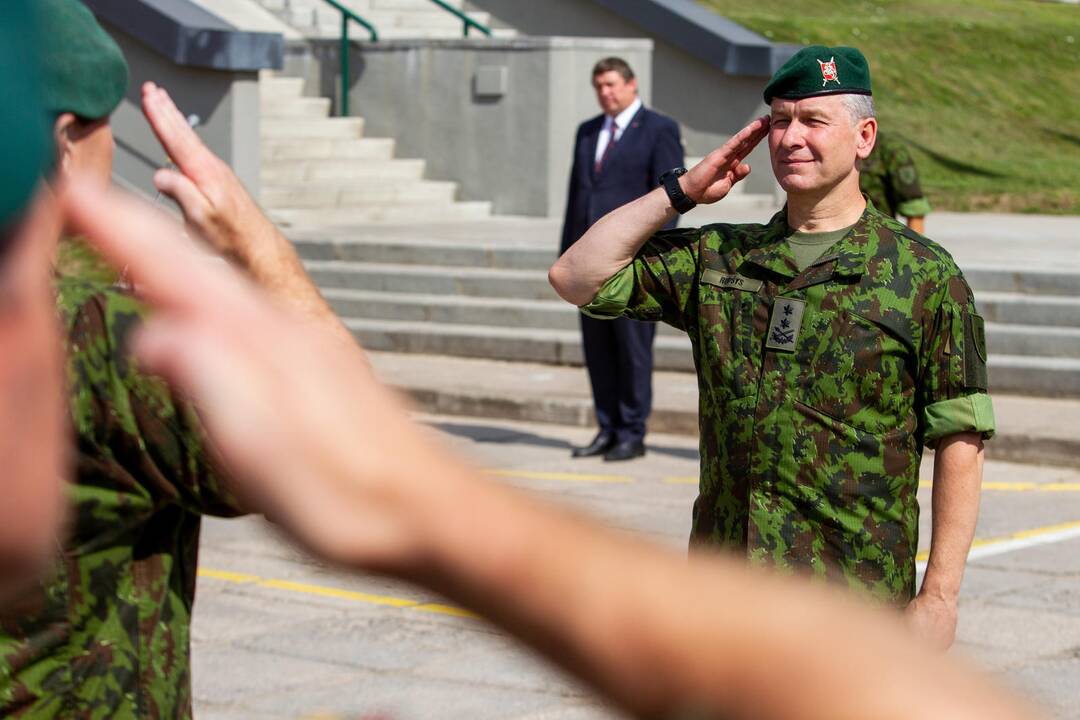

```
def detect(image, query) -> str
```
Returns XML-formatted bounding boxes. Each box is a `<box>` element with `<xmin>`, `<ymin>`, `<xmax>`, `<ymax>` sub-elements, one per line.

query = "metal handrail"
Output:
<box><xmin>424</xmin><ymin>0</ymin><xmax>492</xmax><ymax>37</ymax></box>
<box><xmin>314</xmin><ymin>0</ymin><xmax>378</xmax><ymax>117</ymax></box>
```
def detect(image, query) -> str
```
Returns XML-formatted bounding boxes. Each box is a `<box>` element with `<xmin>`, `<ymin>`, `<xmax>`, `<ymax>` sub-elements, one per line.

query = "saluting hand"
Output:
<box><xmin>680</xmin><ymin>116</ymin><xmax>770</xmax><ymax>205</ymax></box>
<box><xmin>63</xmin><ymin>180</ymin><xmax>459</xmax><ymax>573</ymax></box>
<box><xmin>142</xmin><ymin>82</ymin><xmax>278</xmax><ymax>267</ymax></box>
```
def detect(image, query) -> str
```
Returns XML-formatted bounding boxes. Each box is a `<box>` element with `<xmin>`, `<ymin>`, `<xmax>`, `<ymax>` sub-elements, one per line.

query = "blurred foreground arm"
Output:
<box><xmin>64</xmin><ymin>182</ymin><xmax>1039</xmax><ymax>720</ymax></box>
<box><xmin>140</xmin><ymin>82</ymin><xmax>350</xmax><ymax>343</ymax></box>
<box><xmin>0</xmin><ymin>192</ymin><xmax>67</xmax><ymax>603</ymax></box>
<box><xmin>549</xmin><ymin>116</ymin><xmax>769</xmax><ymax>306</ymax></box>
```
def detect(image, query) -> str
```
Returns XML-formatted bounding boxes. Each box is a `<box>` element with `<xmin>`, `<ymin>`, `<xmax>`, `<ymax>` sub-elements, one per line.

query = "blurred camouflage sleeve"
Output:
<box><xmin>916</xmin><ymin>272</ymin><xmax>995</xmax><ymax>447</ymax></box>
<box><xmin>885</xmin><ymin>142</ymin><xmax>932</xmax><ymax>218</ymax></box>
<box><xmin>62</xmin><ymin>279</ymin><xmax>245</xmax><ymax>517</ymax></box>
<box><xmin>579</xmin><ymin>227</ymin><xmax>702</xmax><ymax>330</ymax></box>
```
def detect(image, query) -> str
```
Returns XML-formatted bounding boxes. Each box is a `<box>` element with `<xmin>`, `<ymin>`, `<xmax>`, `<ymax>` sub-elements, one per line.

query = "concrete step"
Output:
<box><xmin>988</xmin><ymin>355</ymin><xmax>1080</xmax><ymax>397</ymax></box>
<box><xmin>346</xmin><ymin>318</ymin><xmax>695</xmax><ymax>370</ymax></box>
<box><xmin>260</xmin><ymin>97</ymin><xmax>332</xmax><ymax>118</ymax></box>
<box><xmin>320</xmin><ymin>289</ymin><xmax>1078</xmax><ymax>353</ymax></box>
<box><xmin>262</xmin><ymin>181</ymin><xmax>458</xmax><ymax>209</ymax></box>
<box><xmin>261</xmin><ymin>117</ymin><xmax>365</xmax><ymax>140</ymax></box>
<box><xmin>187</xmin><ymin>0</ymin><xmax>302</xmax><ymax>39</ymax></box>
<box><xmin>272</xmin><ymin>201</ymin><xmax>492</xmax><ymax>226</ymax></box>
<box><xmin>260</xmin><ymin>76</ymin><xmax>305</xmax><ymax>100</ymax></box>
<box><xmin>977</xmin><ymin>292</ymin><xmax>1080</xmax><ymax>328</ymax></box>
<box><xmin>262</xmin><ymin>137</ymin><xmax>396</xmax><ymax>162</ymax></box>
<box><xmin>293</xmin><ymin>237</ymin><xmax>554</xmax><ymax>269</ymax></box>
<box><xmin>986</xmin><ymin>323</ymin><xmax>1080</xmax><ymax>358</ymax></box>
<box><xmin>290</xmin><ymin>8</ymin><xmax>490</xmax><ymax>30</ymax></box>
<box><xmin>964</xmin><ymin>267</ymin><xmax>1080</xmax><ymax>296</ymax></box>
<box><xmin>366</xmin><ymin>351</ymin><xmax>1080</xmax><ymax>467</ymax></box>
<box><xmin>326</xmin><ymin>289</ymin><xmax>576</xmax><ymax>330</ymax></box>
<box><xmin>305</xmin><ymin>25</ymin><xmax>493</xmax><ymax>39</ymax></box>
<box><xmin>342</xmin><ymin>313</ymin><xmax>1078</xmax><ymax>392</ymax></box>
<box><xmin>305</xmin><ymin>261</ymin><xmax>554</xmax><ymax>299</ymax></box>
<box><xmin>262</xmin><ymin>158</ymin><xmax>425</xmax><ymax>184</ymax></box>
<box><xmin>260</xmin><ymin>0</ymin><xmax>466</xmax><ymax>11</ymax></box>
<box><xmin>291</xmin><ymin>238</ymin><xmax>1080</xmax><ymax>301</ymax></box>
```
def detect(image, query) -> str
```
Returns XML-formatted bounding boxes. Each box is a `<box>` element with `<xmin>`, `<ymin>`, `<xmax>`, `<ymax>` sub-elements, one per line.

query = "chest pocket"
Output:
<box><xmin>698</xmin><ymin>284</ymin><xmax>760</xmax><ymax>400</ymax></box>
<box><xmin>796</xmin><ymin>307</ymin><xmax>913</xmax><ymax>434</ymax></box>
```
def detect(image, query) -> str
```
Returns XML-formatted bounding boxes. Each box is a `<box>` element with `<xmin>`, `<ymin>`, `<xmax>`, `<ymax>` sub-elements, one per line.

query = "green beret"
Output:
<box><xmin>38</xmin><ymin>0</ymin><xmax>129</xmax><ymax>120</ymax></box>
<box><xmin>0</xmin><ymin>0</ymin><xmax>51</xmax><ymax>232</ymax></box>
<box><xmin>763</xmin><ymin>45</ymin><xmax>872</xmax><ymax>104</ymax></box>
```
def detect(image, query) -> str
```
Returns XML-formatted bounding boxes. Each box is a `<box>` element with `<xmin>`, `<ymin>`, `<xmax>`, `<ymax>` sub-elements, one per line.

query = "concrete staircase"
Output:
<box><xmin>259</xmin><ymin>73</ymin><xmax>492</xmax><ymax>226</ymax></box>
<box><xmin>253</xmin><ymin>0</ymin><xmax>514</xmax><ymax>39</ymax></box>
<box><xmin>288</xmin><ymin>218</ymin><xmax>1080</xmax><ymax>398</ymax></box>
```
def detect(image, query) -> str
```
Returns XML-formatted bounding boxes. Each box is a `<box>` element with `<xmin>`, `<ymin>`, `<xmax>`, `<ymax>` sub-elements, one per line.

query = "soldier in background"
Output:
<box><xmin>859</xmin><ymin>131</ymin><xmax>932</xmax><ymax>234</ymax></box>
<box><xmin>0</xmin><ymin>1</ymin><xmax>341</xmax><ymax>715</ymax></box>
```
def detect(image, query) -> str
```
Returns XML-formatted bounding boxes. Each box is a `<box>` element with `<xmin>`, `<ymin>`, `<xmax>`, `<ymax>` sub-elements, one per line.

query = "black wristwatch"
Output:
<box><xmin>659</xmin><ymin>167</ymin><xmax>696</xmax><ymax>214</ymax></box>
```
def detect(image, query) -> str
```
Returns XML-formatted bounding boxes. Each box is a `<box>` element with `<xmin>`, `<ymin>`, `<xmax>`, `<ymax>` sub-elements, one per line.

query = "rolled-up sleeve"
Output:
<box><xmin>918</xmin><ymin>273</ymin><xmax>996</xmax><ymax>447</ymax></box>
<box><xmin>578</xmin><ymin>227</ymin><xmax>702</xmax><ymax>331</ymax></box>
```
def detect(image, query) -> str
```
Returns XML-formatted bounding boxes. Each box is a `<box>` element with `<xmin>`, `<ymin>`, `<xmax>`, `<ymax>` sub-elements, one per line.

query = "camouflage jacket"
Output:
<box><xmin>858</xmin><ymin>132</ymin><xmax>932</xmax><ymax>220</ymax></box>
<box><xmin>582</xmin><ymin>205</ymin><xmax>994</xmax><ymax>603</ymax></box>
<box><xmin>0</xmin><ymin>277</ymin><xmax>243</xmax><ymax>718</ymax></box>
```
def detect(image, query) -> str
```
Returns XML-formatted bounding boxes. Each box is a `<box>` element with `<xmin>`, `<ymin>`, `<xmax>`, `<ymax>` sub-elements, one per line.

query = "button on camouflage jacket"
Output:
<box><xmin>0</xmin><ymin>276</ymin><xmax>243</xmax><ymax>718</ymax></box>
<box><xmin>858</xmin><ymin>132</ymin><xmax>932</xmax><ymax>220</ymax></box>
<box><xmin>583</xmin><ymin>205</ymin><xmax>994</xmax><ymax>603</ymax></box>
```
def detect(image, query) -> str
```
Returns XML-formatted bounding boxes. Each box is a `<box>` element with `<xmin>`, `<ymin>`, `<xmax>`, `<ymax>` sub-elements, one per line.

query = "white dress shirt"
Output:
<box><xmin>593</xmin><ymin>96</ymin><xmax>642</xmax><ymax>165</ymax></box>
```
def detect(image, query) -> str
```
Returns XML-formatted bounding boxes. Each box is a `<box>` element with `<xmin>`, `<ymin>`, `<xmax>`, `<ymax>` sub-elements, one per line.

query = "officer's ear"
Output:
<box><xmin>52</xmin><ymin>113</ymin><xmax>80</xmax><ymax>180</ymax></box>
<box><xmin>855</xmin><ymin>116</ymin><xmax>877</xmax><ymax>161</ymax></box>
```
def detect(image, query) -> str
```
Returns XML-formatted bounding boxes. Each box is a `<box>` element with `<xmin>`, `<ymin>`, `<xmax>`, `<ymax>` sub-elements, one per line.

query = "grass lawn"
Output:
<box><xmin>698</xmin><ymin>0</ymin><xmax>1080</xmax><ymax>213</ymax></box>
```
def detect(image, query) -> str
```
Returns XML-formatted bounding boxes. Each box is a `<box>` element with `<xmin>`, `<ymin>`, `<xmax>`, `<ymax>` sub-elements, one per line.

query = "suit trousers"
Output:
<box><xmin>580</xmin><ymin>314</ymin><xmax>656</xmax><ymax>443</ymax></box>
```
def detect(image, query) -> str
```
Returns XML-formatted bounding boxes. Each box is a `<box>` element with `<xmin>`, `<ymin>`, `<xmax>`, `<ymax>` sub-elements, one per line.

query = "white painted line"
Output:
<box><xmin>917</xmin><ymin>520</ymin><xmax>1080</xmax><ymax>573</ymax></box>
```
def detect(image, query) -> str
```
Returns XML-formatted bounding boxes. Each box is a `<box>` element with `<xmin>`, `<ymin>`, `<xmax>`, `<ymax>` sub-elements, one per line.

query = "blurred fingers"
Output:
<box><xmin>154</xmin><ymin>169</ymin><xmax>212</xmax><ymax>226</ymax></box>
<box><xmin>61</xmin><ymin>179</ymin><xmax>244</xmax><ymax>315</ymax></box>
<box><xmin>142</xmin><ymin>82</ymin><xmax>215</xmax><ymax>181</ymax></box>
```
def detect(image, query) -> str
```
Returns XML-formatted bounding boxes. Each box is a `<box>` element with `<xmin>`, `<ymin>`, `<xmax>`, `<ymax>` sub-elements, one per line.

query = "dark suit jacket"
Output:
<box><xmin>560</xmin><ymin>104</ymin><xmax>684</xmax><ymax>254</ymax></box>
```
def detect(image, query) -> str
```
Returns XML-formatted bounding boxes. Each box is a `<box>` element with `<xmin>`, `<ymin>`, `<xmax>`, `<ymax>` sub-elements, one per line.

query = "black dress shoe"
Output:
<box><xmin>571</xmin><ymin>432</ymin><xmax>616</xmax><ymax>458</ymax></box>
<box><xmin>604</xmin><ymin>440</ymin><xmax>646</xmax><ymax>462</ymax></box>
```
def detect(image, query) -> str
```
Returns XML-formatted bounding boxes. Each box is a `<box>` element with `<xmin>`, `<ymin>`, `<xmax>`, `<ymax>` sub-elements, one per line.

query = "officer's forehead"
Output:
<box><xmin>769</xmin><ymin>95</ymin><xmax>847</xmax><ymax>118</ymax></box>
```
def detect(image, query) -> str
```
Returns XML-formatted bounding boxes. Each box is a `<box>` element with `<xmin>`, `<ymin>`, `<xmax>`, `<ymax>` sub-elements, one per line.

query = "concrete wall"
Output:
<box><xmin>284</xmin><ymin>36</ymin><xmax>653</xmax><ymax>218</ymax></box>
<box><xmin>102</xmin><ymin>19</ymin><xmax>262</xmax><ymax>201</ymax></box>
<box><xmin>463</xmin><ymin>0</ymin><xmax>776</xmax><ymax>195</ymax></box>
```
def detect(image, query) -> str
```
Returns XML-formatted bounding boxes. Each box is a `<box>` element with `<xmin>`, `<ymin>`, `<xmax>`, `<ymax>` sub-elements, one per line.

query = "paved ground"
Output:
<box><xmin>192</xmin><ymin>414</ymin><xmax>1080</xmax><ymax>719</ymax></box>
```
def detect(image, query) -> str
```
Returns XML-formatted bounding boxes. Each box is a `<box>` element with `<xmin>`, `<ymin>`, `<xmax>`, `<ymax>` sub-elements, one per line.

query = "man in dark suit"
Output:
<box><xmin>561</xmin><ymin>57</ymin><xmax>684</xmax><ymax>461</ymax></box>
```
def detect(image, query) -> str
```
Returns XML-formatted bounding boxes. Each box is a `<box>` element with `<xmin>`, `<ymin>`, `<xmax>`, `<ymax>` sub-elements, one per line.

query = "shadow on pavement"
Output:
<box><xmin>432</xmin><ymin>420</ymin><xmax>700</xmax><ymax>461</ymax></box>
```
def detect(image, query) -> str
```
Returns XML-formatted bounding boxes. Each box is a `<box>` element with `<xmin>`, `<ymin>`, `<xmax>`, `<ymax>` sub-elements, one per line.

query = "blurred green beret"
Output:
<box><xmin>38</xmin><ymin>0</ymin><xmax>129</xmax><ymax>120</ymax></box>
<box><xmin>0</xmin><ymin>0</ymin><xmax>51</xmax><ymax>232</ymax></box>
<box><xmin>763</xmin><ymin>45</ymin><xmax>872</xmax><ymax>104</ymax></box>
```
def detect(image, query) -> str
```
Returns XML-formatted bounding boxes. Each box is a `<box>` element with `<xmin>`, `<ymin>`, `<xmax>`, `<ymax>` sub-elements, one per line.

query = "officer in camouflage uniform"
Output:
<box><xmin>550</xmin><ymin>46</ymin><xmax>993</xmax><ymax>647</ymax></box>
<box><xmin>859</xmin><ymin>131</ymin><xmax>932</xmax><ymax>234</ymax></box>
<box><xmin>0</xmin><ymin>2</ymin><xmax>244</xmax><ymax>716</ymax></box>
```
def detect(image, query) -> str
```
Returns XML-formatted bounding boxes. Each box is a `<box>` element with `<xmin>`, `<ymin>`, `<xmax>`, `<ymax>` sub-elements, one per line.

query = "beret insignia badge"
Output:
<box><xmin>818</xmin><ymin>57</ymin><xmax>840</xmax><ymax>86</ymax></box>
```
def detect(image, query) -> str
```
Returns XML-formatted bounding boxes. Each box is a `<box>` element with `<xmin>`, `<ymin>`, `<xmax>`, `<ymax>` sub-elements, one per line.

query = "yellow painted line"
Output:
<box><xmin>487</xmin><ymin>469</ymin><xmax>632</xmax><ymax>484</ymax></box>
<box><xmin>198</xmin><ymin>568</ymin><xmax>478</xmax><ymax>619</ymax></box>
<box><xmin>663</xmin><ymin>476</ymin><xmax>699</xmax><ymax>485</ymax></box>
<box><xmin>988</xmin><ymin>518</ymin><xmax>1080</xmax><ymax>544</ymax></box>
<box><xmin>198</xmin><ymin>568</ymin><xmax>261</xmax><ymax>584</ymax></box>
<box><xmin>916</xmin><ymin>519</ymin><xmax>1080</xmax><ymax>565</ymax></box>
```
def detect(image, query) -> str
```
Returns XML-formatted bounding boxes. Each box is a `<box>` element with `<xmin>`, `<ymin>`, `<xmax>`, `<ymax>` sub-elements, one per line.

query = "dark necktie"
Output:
<box><xmin>594</xmin><ymin>120</ymin><xmax>619</xmax><ymax>174</ymax></box>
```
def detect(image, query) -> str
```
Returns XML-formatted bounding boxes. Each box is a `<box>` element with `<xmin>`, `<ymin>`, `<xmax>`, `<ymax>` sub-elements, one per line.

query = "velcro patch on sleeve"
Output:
<box><xmin>963</xmin><ymin>311</ymin><xmax>988</xmax><ymax>391</ymax></box>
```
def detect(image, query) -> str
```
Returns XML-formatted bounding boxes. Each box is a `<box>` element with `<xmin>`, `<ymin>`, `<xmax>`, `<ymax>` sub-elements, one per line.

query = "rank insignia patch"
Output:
<box><xmin>765</xmin><ymin>298</ymin><xmax>806</xmax><ymax>352</ymax></box>
<box><xmin>818</xmin><ymin>56</ymin><xmax>840</xmax><ymax>86</ymax></box>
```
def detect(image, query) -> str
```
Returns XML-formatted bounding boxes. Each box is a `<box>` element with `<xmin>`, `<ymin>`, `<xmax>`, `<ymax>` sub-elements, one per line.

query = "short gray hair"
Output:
<box><xmin>842</xmin><ymin>94</ymin><xmax>875</xmax><ymax>125</ymax></box>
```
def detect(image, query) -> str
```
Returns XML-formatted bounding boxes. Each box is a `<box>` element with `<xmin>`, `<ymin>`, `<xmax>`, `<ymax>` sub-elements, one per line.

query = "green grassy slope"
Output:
<box><xmin>698</xmin><ymin>0</ymin><xmax>1080</xmax><ymax>213</ymax></box>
